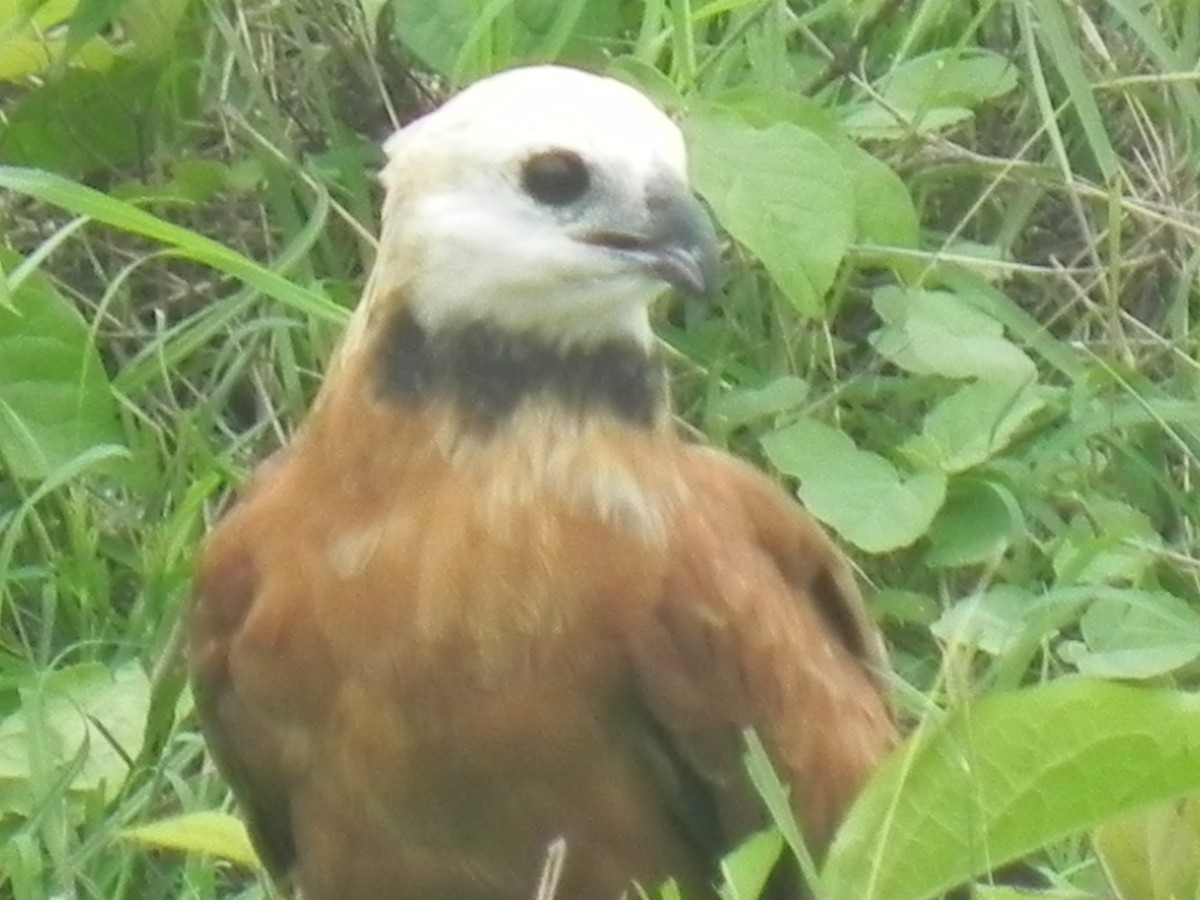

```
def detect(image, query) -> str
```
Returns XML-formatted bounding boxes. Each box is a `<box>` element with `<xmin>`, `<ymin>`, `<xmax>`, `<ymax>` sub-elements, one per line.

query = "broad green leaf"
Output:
<box><xmin>646</xmin><ymin>879</ymin><xmax>684</xmax><ymax>900</ymax></box>
<box><xmin>112</xmin><ymin>158</ymin><xmax>233</xmax><ymax>204</ymax></box>
<box><xmin>842</xmin><ymin>103</ymin><xmax>973</xmax><ymax>139</ymax></box>
<box><xmin>925</xmin><ymin>479</ymin><xmax>1023</xmax><ymax>568</ymax></box>
<box><xmin>387</xmin><ymin>0</ymin><xmax>473</xmax><ymax>77</ymax></box>
<box><xmin>708</xmin><ymin>376</ymin><xmax>809</xmax><ymax>434</ymax></box>
<box><xmin>708</xmin><ymin>85</ymin><xmax>844</xmax><ymax>135</ymax></box>
<box><xmin>882</xmin><ymin>48</ymin><xmax>1019</xmax><ymax>111</ymax></box>
<box><xmin>0</xmin><ymin>0</ymin><xmax>78</xmax><ymax>29</ymax></box>
<box><xmin>0</xmin><ymin>61</ymin><xmax>183</xmax><ymax>174</ymax></box>
<box><xmin>607</xmin><ymin>56</ymin><xmax>685</xmax><ymax>111</ymax></box>
<box><xmin>873</xmin><ymin>589</ymin><xmax>940</xmax><ymax>629</ymax></box>
<box><xmin>906</xmin><ymin>376</ymin><xmax>1050</xmax><ymax>474</ymax></box>
<box><xmin>0</xmin><ymin>0</ymin><xmax>114</xmax><ymax>80</ymax></box>
<box><xmin>973</xmin><ymin>887</ymin><xmax>1077</xmax><ymax>900</ymax></box>
<box><xmin>61</xmin><ymin>0</ymin><xmax>127</xmax><ymax>61</ymax></box>
<box><xmin>118</xmin><ymin>0</ymin><xmax>194</xmax><ymax>57</ymax></box>
<box><xmin>1094</xmin><ymin>795</ymin><xmax>1200</xmax><ymax>900</ymax></box>
<box><xmin>1053</xmin><ymin>497</ymin><xmax>1164</xmax><ymax>586</ymax></box>
<box><xmin>937</xmin><ymin>270</ymin><xmax>1089</xmax><ymax>381</ymax></box>
<box><xmin>685</xmin><ymin>108</ymin><xmax>854</xmax><ymax>316</ymax></box>
<box><xmin>0</xmin><ymin>662</ymin><xmax>150</xmax><ymax>809</ymax></box>
<box><xmin>0</xmin><ymin>34</ymin><xmax>112</xmax><ymax>80</ymax></box>
<box><xmin>842</xmin><ymin>48</ymin><xmax>1017</xmax><ymax>139</ymax></box>
<box><xmin>822</xmin><ymin>680</ymin><xmax>1200</xmax><ymax>900</ymax></box>
<box><xmin>1060</xmin><ymin>590</ymin><xmax>1200</xmax><ymax>680</ymax></box>
<box><xmin>846</xmin><ymin>149</ymin><xmax>920</xmax><ymax>255</ymax></box>
<box><xmin>706</xmin><ymin>86</ymin><xmax>918</xmax><ymax>259</ymax></box>
<box><xmin>931</xmin><ymin>586</ymin><xmax>1033</xmax><ymax>657</ymax></box>
<box><xmin>761</xmin><ymin>417</ymin><xmax>946</xmax><ymax>553</ymax></box>
<box><xmin>122</xmin><ymin>811</ymin><xmax>261</xmax><ymax>870</ymax></box>
<box><xmin>514</xmin><ymin>0</ymin><xmax>625</xmax><ymax>64</ymax></box>
<box><xmin>718</xmin><ymin>828</ymin><xmax>784</xmax><ymax>900</ymax></box>
<box><xmin>0</xmin><ymin>253</ymin><xmax>124</xmax><ymax>480</ymax></box>
<box><xmin>387</xmin><ymin>0</ymin><xmax>624</xmax><ymax>82</ymax></box>
<box><xmin>871</xmin><ymin>286</ymin><xmax>1034</xmax><ymax>379</ymax></box>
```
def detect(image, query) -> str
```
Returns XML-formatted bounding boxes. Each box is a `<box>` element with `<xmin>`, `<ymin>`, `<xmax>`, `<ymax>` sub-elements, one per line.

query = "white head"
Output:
<box><xmin>369</xmin><ymin>65</ymin><xmax>718</xmax><ymax>349</ymax></box>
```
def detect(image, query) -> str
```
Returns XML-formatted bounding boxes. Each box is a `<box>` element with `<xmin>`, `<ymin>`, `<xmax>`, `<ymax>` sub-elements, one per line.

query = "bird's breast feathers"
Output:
<box><xmin>211</xmin><ymin>388</ymin><xmax>687</xmax><ymax>683</ymax></box>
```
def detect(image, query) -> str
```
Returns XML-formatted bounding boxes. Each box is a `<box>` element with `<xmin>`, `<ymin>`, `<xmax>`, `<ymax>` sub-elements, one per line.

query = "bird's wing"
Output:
<box><xmin>188</xmin><ymin>459</ymin><xmax>322</xmax><ymax>887</ymax></box>
<box><xmin>626</xmin><ymin>445</ymin><xmax>897</xmax><ymax>860</ymax></box>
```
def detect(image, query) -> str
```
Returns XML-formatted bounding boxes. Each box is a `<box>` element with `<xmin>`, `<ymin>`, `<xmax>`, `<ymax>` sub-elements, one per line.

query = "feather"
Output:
<box><xmin>189</xmin><ymin>64</ymin><xmax>896</xmax><ymax>900</ymax></box>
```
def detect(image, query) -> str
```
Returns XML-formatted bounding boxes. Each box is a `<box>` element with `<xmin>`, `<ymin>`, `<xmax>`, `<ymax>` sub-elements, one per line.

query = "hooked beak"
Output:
<box><xmin>577</xmin><ymin>185</ymin><xmax>720</xmax><ymax>299</ymax></box>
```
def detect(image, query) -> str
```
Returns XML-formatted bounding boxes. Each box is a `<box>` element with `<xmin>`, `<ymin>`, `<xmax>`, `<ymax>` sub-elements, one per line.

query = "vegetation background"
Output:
<box><xmin>1</xmin><ymin>0</ymin><xmax>1198</xmax><ymax>898</ymax></box>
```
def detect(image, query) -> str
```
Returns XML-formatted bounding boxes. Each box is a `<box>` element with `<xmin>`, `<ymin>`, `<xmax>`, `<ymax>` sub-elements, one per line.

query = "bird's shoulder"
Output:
<box><xmin>630</xmin><ymin>442</ymin><xmax>898</xmax><ymax>848</ymax></box>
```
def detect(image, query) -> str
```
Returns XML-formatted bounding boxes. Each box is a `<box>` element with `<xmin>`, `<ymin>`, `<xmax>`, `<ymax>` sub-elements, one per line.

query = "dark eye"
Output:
<box><xmin>520</xmin><ymin>150</ymin><xmax>590</xmax><ymax>206</ymax></box>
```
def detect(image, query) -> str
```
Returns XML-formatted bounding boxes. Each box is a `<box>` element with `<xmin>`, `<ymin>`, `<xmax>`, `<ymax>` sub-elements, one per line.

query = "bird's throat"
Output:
<box><xmin>373</xmin><ymin>309</ymin><xmax>667</xmax><ymax>430</ymax></box>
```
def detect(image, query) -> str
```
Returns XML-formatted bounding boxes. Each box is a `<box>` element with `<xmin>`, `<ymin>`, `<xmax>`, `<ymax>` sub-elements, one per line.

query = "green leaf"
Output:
<box><xmin>871</xmin><ymin>286</ymin><xmax>1035</xmax><ymax>380</ymax></box>
<box><xmin>0</xmin><ymin>0</ymin><xmax>115</xmax><ymax>81</ymax></box>
<box><xmin>1094</xmin><ymin>795</ymin><xmax>1200</xmax><ymax>900</ymax></box>
<box><xmin>925</xmin><ymin>479</ymin><xmax>1024</xmax><ymax>568</ymax></box>
<box><xmin>761</xmin><ymin>417</ymin><xmax>946</xmax><ymax>553</ymax></box>
<box><xmin>937</xmin><ymin>270</ymin><xmax>1089</xmax><ymax>381</ymax></box>
<box><xmin>707</xmin><ymin>85</ymin><xmax>918</xmax><ymax>258</ymax></box>
<box><xmin>607</xmin><ymin>56</ymin><xmax>685</xmax><ymax>111</ymax></box>
<box><xmin>0</xmin><ymin>662</ymin><xmax>150</xmax><ymax>810</ymax></box>
<box><xmin>931</xmin><ymin>586</ymin><xmax>1032</xmax><ymax>657</ymax></box>
<box><xmin>822</xmin><ymin>680</ymin><xmax>1200</xmax><ymax>900</ymax></box>
<box><xmin>846</xmin><ymin>149</ymin><xmax>920</xmax><ymax>255</ymax></box>
<box><xmin>708</xmin><ymin>85</ymin><xmax>844</xmax><ymax>136</ymax></box>
<box><xmin>685</xmin><ymin>107</ymin><xmax>854</xmax><ymax>316</ymax></box>
<box><xmin>718</xmin><ymin>828</ymin><xmax>784</xmax><ymax>900</ymax></box>
<box><xmin>61</xmin><ymin>0</ymin><xmax>126</xmax><ymax>61</ymax></box>
<box><xmin>906</xmin><ymin>376</ymin><xmax>1050</xmax><ymax>474</ymax></box>
<box><xmin>708</xmin><ymin>376</ymin><xmax>809</xmax><ymax>434</ymax></box>
<box><xmin>873</xmin><ymin>589</ymin><xmax>941</xmax><ymax>629</ymax></box>
<box><xmin>882</xmin><ymin>48</ymin><xmax>1019</xmax><ymax>111</ymax></box>
<box><xmin>514</xmin><ymin>0</ymin><xmax>620</xmax><ymax>64</ymax></box>
<box><xmin>843</xmin><ymin>48</ymin><xmax>1018</xmax><ymax>139</ymax></box>
<box><xmin>122</xmin><ymin>811</ymin><xmax>262</xmax><ymax>869</ymax></box>
<box><xmin>646</xmin><ymin>878</ymin><xmax>684</xmax><ymax>900</ymax></box>
<box><xmin>386</xmin><ymin>0</ymin><xmax>473</xmax><ymax>77</ymax></box>
<box><xmin>0</xmin><ymin>60</ymin><xmax>186</xmax><ymax>175</ymax></box>
<box><xmin>842</xmin><ymin>103</ymin><xmax>973</xmax><ymax>140</ymax></box>
<box><xmin>1052</xmin><ymin>497</ymin><xmax>1164</xmax><ymax>586</ymax></box>
<box><xmin>118</xmin><ymin>0</ymin><xmax>194</xmax><ymax>57</ymax></box>
<box><xmin>1060</xmin><ymin>591</ymin><xmax>1200</xmax><ymax>680</ymax></box>
<box><xmin>0</xmin><ymin>253</ymin><xmax>125</xmax><ymax>481</ymax></box>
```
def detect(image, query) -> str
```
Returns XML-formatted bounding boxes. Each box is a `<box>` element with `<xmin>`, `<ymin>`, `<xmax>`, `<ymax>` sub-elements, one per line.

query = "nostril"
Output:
<box><xmin>578</xmin><ymin>231</ymin><xmax>652</xmax><ymax>252</ymax></box>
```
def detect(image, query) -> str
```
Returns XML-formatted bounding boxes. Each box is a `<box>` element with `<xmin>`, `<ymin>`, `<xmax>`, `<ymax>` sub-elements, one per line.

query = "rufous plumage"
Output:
<box><xmin>189</xmin><ymin>65</ymin><xmax>896</xmax><ymax>900</ymax></box>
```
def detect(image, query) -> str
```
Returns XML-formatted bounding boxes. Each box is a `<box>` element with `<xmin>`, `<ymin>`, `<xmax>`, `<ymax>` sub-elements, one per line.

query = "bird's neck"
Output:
<box><xmin>369</xmin><ymin>308</ymin><xmax>669</xmax><ymax>431</ymax></box>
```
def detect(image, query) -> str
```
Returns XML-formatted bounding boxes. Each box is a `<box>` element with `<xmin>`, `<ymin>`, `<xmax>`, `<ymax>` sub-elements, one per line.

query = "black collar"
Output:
<box><xmin>375</xmin><ymin>310</ymin><xmax>665</xmax><ymax>430</ymax></box>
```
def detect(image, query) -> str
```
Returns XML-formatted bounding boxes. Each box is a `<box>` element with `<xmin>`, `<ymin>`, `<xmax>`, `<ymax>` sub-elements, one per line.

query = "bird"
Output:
<box><xmin>188</xmin><ymin>64</ymin><xmax>897</xmax><ymax>900</ymax></box>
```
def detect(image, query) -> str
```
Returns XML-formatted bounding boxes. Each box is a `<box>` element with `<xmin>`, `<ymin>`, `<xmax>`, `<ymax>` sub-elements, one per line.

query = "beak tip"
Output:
<box><xmin>652</xmin><ymin>242</ymin><xmax>720</xmax><ymax>299</ymax></box>
<box><xmin>658</xmin><ymin>200</ymin><xmax>721</xmax><ymax>299</ymax></box>
<box><xmin>675</xmin><ymin>198</ymin><xmax>721</xmax><ymax>300</ymax></box>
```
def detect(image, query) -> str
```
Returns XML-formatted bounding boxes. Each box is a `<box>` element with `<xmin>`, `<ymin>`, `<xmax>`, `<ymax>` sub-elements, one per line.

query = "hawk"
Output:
<box><xmin>189</xmin><ymin>65</ymin><xmax>896</xmax><ymax>900</ymax></box>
